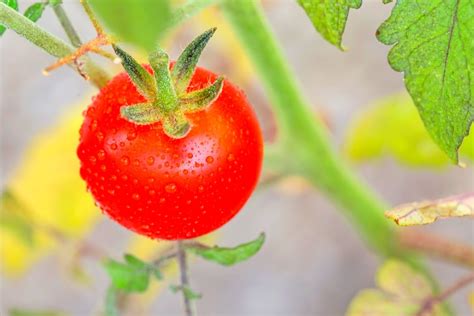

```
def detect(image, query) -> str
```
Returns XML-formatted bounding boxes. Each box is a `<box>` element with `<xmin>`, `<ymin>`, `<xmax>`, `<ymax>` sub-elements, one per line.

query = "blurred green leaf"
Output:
<box><xmin>189</xmin><ymin>233</ymin><xmax>265</xmax><ymax>266</ymax></box>
<box><xmin>344</xmin><ymin>93</ymin><xmax>474</xmax><ymax>167</ymax></box>
<box><xmin>89</xmin><ymin>0</ymin><xmax>171</xmax><ymax>51</ymax></box>
<box><xmin>104</xmin><ymin>254</ymin><xmax>162</xmax><ymax>293</ymax></box>
<box><xmin>377</xmin><ymin>0</ymin><xmax>474</xmax><ymax>163</ymax></box>
<box><xmin>23</xmin><ymin>2</ymin><xmax>46</xmax><ymax>22</ymax></box>
<box><xmin>297</xmin><ymin>0</ymin><xmax>361</xmax><ymax>49</ymax></box>
<box><xmin>9</xmin><ymin>309</ymin><xmax>67</xmax><ymax>316</ymax></box>
<box><xmin>0</xmin><ymin>190</ymin><xmax>34</xmax><ymax>247</ymax></box>
<box><xmin>170</xmin><ymin>285</ymin><xmax>202</xmax><ymax>300</ymax></box>
<box><xmin>0</xmin><ymin>0</ymin><xmax>19</xmax><ymax>36</ymax></box>
<box><xmin>346</xmin><ymin>259</ymin><xmax>449</xmax><ymax>316</ymax></box>
<box><xmin>48</xmin><ymin>0</ymin><xmax>62</xmax><ymax>7</ymax></box>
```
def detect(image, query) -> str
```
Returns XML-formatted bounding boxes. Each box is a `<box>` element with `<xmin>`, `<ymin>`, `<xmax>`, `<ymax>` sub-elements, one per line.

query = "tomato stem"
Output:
<box><xmin>51</xmin><ymin>2</ymin><xmax>82</xmax><ymax>48</ymax></box>
<box><xmin>177</xmin><ymin>240</ymin><xmax>196</xmax><ymax>316</ymax></box>
<box><xmin>0</xmin><ymin>2</ymin><xmax>110</xmax><ymax>88</ymax></box>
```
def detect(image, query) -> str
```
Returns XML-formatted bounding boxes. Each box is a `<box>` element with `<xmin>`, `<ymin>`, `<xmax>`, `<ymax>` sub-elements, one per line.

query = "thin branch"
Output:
<box><xmin>177</xmin><ymin>240</ymin><xmax>195</xmax><ymax>316</ymax></box>
<box><xmin>0</xmin><ymin>2</ymin><xmax>109</xmax><ymax>88</ymax></box>
<box><xmin>399</xmin><ymin>229</ymin><xmax>474</xmax><ymax>268</ymax></box>
<box><xmin>417</xmin><ymin>272</ymin><xmax>474</xmax><ymax>316</ymax></box>
<box><xmin>52</xmin><ymin>3</ymin><xmax>82</xmax><ymax>47</ymax></box>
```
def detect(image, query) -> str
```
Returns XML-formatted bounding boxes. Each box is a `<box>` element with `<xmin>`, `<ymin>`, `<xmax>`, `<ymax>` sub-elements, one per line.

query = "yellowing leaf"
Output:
<box><xmin>344</xmin><ymin>93</ymin><xmax>474</xmax><ymax>167</ymax></box>
<box><xmin>385</xmin><ymin>192</ymin><xmax>474</xmax><ymax>226</ymax></box>
<box><xmin>346</xmin><ymin>259</ymin><xmax>448</xmax><ymax>316</ymax></box>
<box><xmin>1</xmin><ymin>102</ymin><xmax>100</xmax><ymax>275</ymax></box>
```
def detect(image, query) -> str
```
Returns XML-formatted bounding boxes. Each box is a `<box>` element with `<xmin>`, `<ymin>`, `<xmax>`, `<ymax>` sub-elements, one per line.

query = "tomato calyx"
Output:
<box><xmin>112</xmin><ymin>28</ymin><xmax>224</xmax><ymax>139</ymax></box>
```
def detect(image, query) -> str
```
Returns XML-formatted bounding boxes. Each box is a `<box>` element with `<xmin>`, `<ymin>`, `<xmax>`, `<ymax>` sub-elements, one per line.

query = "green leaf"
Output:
<box><xmin>171</xmin><ymin>27</ymin><xmax>216</xmax><ymax>95</ymax></box>
<box><xmin>297</xmin><ymin>0</ymin><xmax>362</xmax><ymax>49</ymax></box>
<box><xmin>48</xmin><ymin>0</ymin><xmax>62</xmax><ymax>7</ymax></box>
<box><xmin>112</xmin><ymin>45</ymin><xmax>157</xmax><ymax>101</ymax></box>
<box><xmin>377</xmin><ymin>0</ymin><xmax>474</xmax><ymax>163</ymax></box>
<box><xmin>344</xmin><ymin>93</ymin><xmax>474</xmax><ymax>167</ymax></box>
<box><xmin>0</xmin><ymin>0</ymin><xmax>19</xmax><ymax>36</ymax></box>
<box><xmin>89</xmin><ymin>0</ymin><xmax>171</xmax><ymax>51</ymax></box>
<box><xmin>169</xmin><ymin>285</ymin><xmax>202</xmax><ymax>300</ymax></box>
<box><xmin>346</xmin><ymin>259</ymin><xmax>449</xmax><ymax>316</ymax></box>
<box><xmin>23</xmin><ymin>3</ymin><xmax>46</xmax><ymax>23</ymax></box>
<box><xmin>104</xmin><ymin>254</ymin><xmax>150</xmax><ymax>293</ymax></box>
<box><xmin>189</xmin><ymin>233</ymin><xmax>265</xmax><ymax>266</ymax></box>
<box><xmin>0</xmin><ymin>190</ymin><xmax>34</xmax><ymax>246</ymax></box>
<box><xmin>9</xmin><ymin>309</ymin><xmax>66</xmax><ymax>316</ymax></box>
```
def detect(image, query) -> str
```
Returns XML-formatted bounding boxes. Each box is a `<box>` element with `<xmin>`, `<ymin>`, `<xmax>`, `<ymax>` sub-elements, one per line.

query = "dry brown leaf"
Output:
<box><xmin>385</xmin><ymin>193</ymin><xmax>474</xmax><ymax>226</ymax></box>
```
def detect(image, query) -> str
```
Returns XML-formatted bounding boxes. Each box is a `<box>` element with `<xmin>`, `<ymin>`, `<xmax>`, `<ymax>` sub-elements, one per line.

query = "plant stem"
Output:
<box><xmin>0</xmin><ymin>2</ymin><xmax>109</xmax><ymax>88</ymax></box>
<box><xmin>399</xmin><ymin>230</ymin><xmax>474</xmax><ymax>268</ymax></box>
<box><xmin>220</xmin><ymin>0</ymin><xmax>397</xmax><ymax>256</ymax></box>
<box><xmin>416</xmin><ymin>272</ymin><xmax>474</xmax><ymax>316</ymax></box>
<box><xmin>51</xmin><ymin>3</ymin><xmax>82</xmax><ymax>47</ymax></box>
<box><xmin>177</xmin><ymin>240</ymin><xmax>195</xmax><ymax>316</ymax></box>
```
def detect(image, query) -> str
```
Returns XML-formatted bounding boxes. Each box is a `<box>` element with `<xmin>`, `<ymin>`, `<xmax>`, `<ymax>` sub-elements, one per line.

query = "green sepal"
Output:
<box><xmin>149</xmin><ymin>48</ymin><xmax>177</xmax><ymax>111</ymax></box>
<box><xmin>171</xmin><ymin>27</ymin><xmax>216</xmax><ymax>95</ymax></box>
<box><xmin>24</xmin><ymin>2</ymin><xmax>46</xmax><ymax>22</ymax></box>
<box><xmin>112</xmin><ymin>44</ymin><xmax>157</xmax><ymax>102</ymax></box>
<box><xmin>163</xmin><ymin>112</ymin><xmax>191</xmax><ymax>138</ymax></box>
<box><xmin>180</xmin><ymin>76</ymin><xmax>224</xmax><ymax>112</ymax></box>
<box><xmin>189</xmin><ymin>233</ymin><xmax>265</xmax><ymax>266</ymax></box>
<box><xmin>120</xmin><ymin>103</ymin><xmax>161</xmax><ymax>125</ymax></box>
<box><xmin>0</xmin><ymin>0</ymin><xmax>19</xmax><ymax>36</ymax></box>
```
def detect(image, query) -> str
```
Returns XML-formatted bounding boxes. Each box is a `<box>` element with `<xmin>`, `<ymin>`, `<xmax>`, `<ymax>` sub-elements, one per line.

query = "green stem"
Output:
<box><xmin>220</xmin><ymin>0</ymin><xmax>398</xmax><ymax>256</ymax></box>
<box><xmin>51</xmin><ymin>3</ymin><xmax>82</xmax><ymax>48</ymax></box>
<box><xmin>0</xmin><ymin>2</ymin><xmax>109</xmax><ymax>88</ymax></box>
<box><xmin>220</xmin><ymin>6</ymin><xmax>454</xmax><ymax>313</ymax></box>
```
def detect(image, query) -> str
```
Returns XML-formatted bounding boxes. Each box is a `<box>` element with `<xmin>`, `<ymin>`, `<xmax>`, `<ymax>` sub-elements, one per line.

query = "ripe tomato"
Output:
<box><xmin>77</xmin><ymin>66</ymin><xmax>263</xmax><ymax>240</ymax></box>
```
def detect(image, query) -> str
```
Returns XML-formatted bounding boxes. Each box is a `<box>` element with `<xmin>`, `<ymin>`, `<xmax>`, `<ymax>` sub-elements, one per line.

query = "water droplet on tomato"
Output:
<box><xmin>133</xmin><ymin>159</ymin><xmax>140</xmax><ymax>166</ymax></box>
<box><xmin>227</xmin><ymin>154</ymin><xmax>235</xmax><ymax>161</ymax></box>
<box><xmin>187</xmin><ymin>153</ymin><xmax>193</xmax><ymax>158</ymax></box>
<box><xmin>89</xmin><ymin>156</ymin><xmax>97</xmax><ymax>164</ymax></box>
<box><xmin>206</xmin><ymin>156</ymin><xmax>214</xmax><ymax>163</ymax></box>
<box><xmin>147</xmin><ymin>177</ymin><xmax>155</xmax><ymax>184</ymax></box>
<box><xmin>121</xmin><ymin>156</ymin><xmax>130</xmax><ymax>165</ymax></box>
<box><xmin>148</xmin><ymin>189</ymin><xmax>156</xmax><ymax>196</ymax></box>
<box><xmin>110</xmin><ymin>175</ymin><xmax>117</xmax><ymax>181</ymax></box>
<box><xmin>96</xmin><ymin>132</ymin><xmax>104</xmax><ymax>141</ymax></box>
<box><xmin>127</xmin><ymin>131</ymin><xmax>137</xmax><ymax>140</ymax></box>
<box><xmin>97</xmin><ymin>150</ymin><xmax>106</xmax><ymax>160</ymax></box>
<box><xmin>198</xmin><ymin>185</ymin><xmax>204</xmax><ymax>192</ymax></box>
<box><xmin>146</xmin><ymin>156</ymin><xmax>155</xmax><ymax>165</ymax></box>
<box><xmin>165</xmin><ymin>183</ymin><xmax>177</xmax><ymax>193</ymax></box>
<box><xmin>110</xmin><ymin>143</ymin><xmax>118</xmax><ymax>150</ymax></box>
<box><xmin>132</xmin><ymin>193</ymin><xmax>140</xmax><ymax>200</ymax></box>
<box><xmin>108</xmin><ymin>189</ymin><xmax>115</xmax><ymax>195</ymax></box>
<box><xmin>100</xmin><ymin>164</ymin><xmax>107</xmax><ymax>171</ymax></box>
<box><xmin>159</xmin><ymin>197</ymin><xmax>166</xmax><ymax>203</ymax></box>
<box><xmin>91</xmin><ymin>120</ymin><xmax>98</xmax><ymax>131</ymax></box>
<box><xmin>121</xmin><ymin>175</ymin><xmax>128</xmax><ymax>181</ymax></box>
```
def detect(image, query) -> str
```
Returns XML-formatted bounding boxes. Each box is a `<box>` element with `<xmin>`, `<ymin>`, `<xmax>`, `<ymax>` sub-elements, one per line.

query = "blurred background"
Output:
<box><xmin>1</xmin><ymin>0</ymin><xmax>473</xmax><ymax>315</ymax></box>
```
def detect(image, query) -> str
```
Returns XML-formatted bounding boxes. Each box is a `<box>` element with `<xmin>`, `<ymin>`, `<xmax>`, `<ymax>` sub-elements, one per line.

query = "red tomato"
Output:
<box><xmin>77</xmin><ymin>66</ymin><xmax>263</xmax><ymax>240</ymax></box>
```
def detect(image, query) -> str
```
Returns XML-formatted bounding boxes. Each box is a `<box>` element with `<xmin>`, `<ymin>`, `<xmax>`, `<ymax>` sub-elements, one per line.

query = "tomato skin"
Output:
<box><xmin>77</xmin><ymin>66</ymin><xmax>263</xmax><ymax>240</ymax></box>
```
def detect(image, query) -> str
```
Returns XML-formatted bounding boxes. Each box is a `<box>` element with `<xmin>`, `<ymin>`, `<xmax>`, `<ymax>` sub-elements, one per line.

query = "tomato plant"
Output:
<box><xmin>1</xmin><ymin>0</ymin><xmax>473</xmax><ymax>315</ymax></box>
